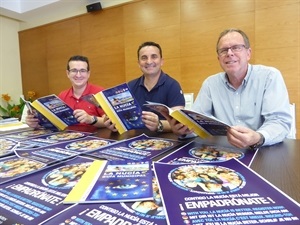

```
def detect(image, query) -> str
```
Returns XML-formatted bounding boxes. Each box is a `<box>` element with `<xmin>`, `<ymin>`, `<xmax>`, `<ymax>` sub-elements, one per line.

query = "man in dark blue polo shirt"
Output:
<box><xmin>105</xmin><ymin>41</ymin><xmax>185</xmax><ymax>132</ymax></box>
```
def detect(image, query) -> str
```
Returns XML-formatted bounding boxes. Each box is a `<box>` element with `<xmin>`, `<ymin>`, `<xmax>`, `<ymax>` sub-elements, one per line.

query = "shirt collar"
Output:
<box><xmin>223</xmin><ymin>64</ymin><xmax>251</xmax><ymax>90</ymax></box>
<box><xmin>139</xmin><ymin>70</ymin><xmax>166</xmax><ymax>89</ymax></box>
<box><xmin>71</xmin><ymin>83</ymin><xmax>91</xmax><ymax>99</ymax></box>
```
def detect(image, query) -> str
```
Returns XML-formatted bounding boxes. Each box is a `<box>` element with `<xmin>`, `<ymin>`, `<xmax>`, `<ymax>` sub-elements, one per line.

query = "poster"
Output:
<box><xmin>153</xmin><ymin>159</ymin><xmax>300</xmax><ymax>225</ymax></box>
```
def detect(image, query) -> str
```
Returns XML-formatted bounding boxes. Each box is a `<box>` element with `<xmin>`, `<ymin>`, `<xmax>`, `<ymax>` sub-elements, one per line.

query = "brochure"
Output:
<box><xmin>64</xmin><ymin>159</ymin><xmax>153</xmax><ymax>204</ymax></box>
<box><xmin>144</xmin><ymin>101</ymin><xmax>230</xmax><ymax>138</ymax></box>
<box><xmin>23</xmin><ymin>94</ymin><xmax>79</xmax><ymax>131</ymax></box>
<box><xmin>92</xmin><ymin>83</ymin><xmax>146</xmax><ymax>134</ymax></box>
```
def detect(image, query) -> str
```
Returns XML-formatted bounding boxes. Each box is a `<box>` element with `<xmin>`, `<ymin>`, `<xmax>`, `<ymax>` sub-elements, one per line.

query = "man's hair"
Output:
<box><xmin>216</xmin><ymin>28</ymin><xmax>250</xmax><ymax>51</ymax></box>
<box><xmin>67</xmin><ymin>55</ymin><xmax>90</xmax><ymax>71</ymax></box>
<box><xmin>137</xmin><ymin>41</ymin><xmax>163</xmax><ymax>59</ymax></box>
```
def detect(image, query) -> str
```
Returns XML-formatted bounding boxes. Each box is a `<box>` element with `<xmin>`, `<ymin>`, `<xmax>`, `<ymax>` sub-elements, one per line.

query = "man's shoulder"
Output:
<box><xmin>128</xmin><ymin>76</ymin><xmax>142</xmax><ymax>88</ymax></box>
<box><xmin>160</xmin><ymin>71</ymin><xmax>181</xmax><ymax>85</ymax></box>
<box><xmin>251</xmin><ymin>64</ymin><xmax>282</xmax><ymax>79</ymax></box>
<box><xmin>58</xmin><ymin>87</ymin><xmax>72</xmax><ymax>99</ymax></box>
<box><xmin>205</xmin><ymin>72</ymin><xmax>224</xmax><ymax>82</ymax></box>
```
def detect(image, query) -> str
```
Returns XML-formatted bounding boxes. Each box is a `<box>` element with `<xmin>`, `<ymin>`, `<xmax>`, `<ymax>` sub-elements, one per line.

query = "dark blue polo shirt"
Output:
<box><xmin>128</xmin><ymin>71</ymin><xmax>185</xmax><ymax>117</ymax></box>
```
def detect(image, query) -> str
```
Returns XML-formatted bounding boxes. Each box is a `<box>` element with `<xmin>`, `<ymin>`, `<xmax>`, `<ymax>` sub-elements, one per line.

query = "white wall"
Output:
<box><xmin>0</xmin><ymin>0</ymin><xmax>133</xmax><ymax>106</ymax></box>
<box><xmin>0</xmin><ymin>16</ymin><xmax>23</xmax><ymax>104</ymax></box>
<box><xmin>19</xmin><ymin>0</ymin><xmax>133</xmax><ymax>31</ymax></box>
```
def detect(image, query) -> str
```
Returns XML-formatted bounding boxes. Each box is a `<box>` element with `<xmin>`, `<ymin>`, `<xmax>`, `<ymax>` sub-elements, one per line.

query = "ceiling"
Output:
<box><xmin>0</xmin><ymin>0</ymin><xmax>132</xmax><ymax>28</ymax></box>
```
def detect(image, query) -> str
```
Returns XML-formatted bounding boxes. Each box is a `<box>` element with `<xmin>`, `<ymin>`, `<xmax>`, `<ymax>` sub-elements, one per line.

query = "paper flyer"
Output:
<box><xmin>0</xmin><ymin>155</ymin><xmax>47</xmax><ymax>184</ymax></box>
<box><xmin>15</xmin><ymin>130</ymin><xmax>92</xmax><ymax>149</ymax></box>
<box><xmin>44</xmin><ymin>171</ymin><xmax>166</xmax><ymax>225</ymax></box>
<box><xmin>14</xmin><ymin>136</ymin><xmax>114</xmax><ymax>165</ymax></box>
<box><xmin>0</xmin><ymin>129</ymin><xmax>54</xmax><ymax>140</ymax></box>
<box><xmin>0</xmin><ymin>156</ymin><xmax>95</xmax><ymax>225</ymax></box>
<box><xmin>158</xmin><ymin>141</ymin><xmax>258</xmax><ymax>166</ymax></box>
<box><xmin>0</xmin><ymin>137</ymin><xmax>20</xmax><ymax>157</ymax></box>
<box><xmin>87</xmin><ymin>133</ymin><xmax>182</xmax><ymax>161</ymax></box>
<box><xmin>153</xmin><ymin>159</ymin><xmax>300</xmax><ymax>225</ymax></box>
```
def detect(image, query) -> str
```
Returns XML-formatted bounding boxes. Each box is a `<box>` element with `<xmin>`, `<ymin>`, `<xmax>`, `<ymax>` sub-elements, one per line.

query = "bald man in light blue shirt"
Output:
<box><xmin>193</xmin><ymin>64</ymin><xmax>291</xmax><ymax>147</ymax></box>
<box><xmin>170</xmin><ymin>29</ymin><xmax>292</xmax><ymax>149</ymax></box>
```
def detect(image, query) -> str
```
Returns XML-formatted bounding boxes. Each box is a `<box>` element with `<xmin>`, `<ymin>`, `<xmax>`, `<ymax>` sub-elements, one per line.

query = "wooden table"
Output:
<box><xmin>70</xmin><ymin>126</ymin><xmax>300</xmax><ymax>203</ymax></box>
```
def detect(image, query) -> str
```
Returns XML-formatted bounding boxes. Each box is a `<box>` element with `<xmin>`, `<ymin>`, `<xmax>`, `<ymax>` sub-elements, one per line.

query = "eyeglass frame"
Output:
<box><xmin>68</xmin><ymin>68</ymin><xmax>89</xmax><ymax>75</ymax></box>
<box><xmin>217</xmin><ymin>44</ymin><xmax>247</xmax><ymax>56</ymax></box>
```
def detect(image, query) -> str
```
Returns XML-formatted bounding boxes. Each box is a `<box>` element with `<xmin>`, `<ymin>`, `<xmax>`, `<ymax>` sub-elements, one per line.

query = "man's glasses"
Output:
<box><xmin>217</xmin><ymin>44</ymin><xmax>246</xmax><ymax>56</ymax></box>
<box><xmin>68</xmin><ymin>69</ymin><xmax>89</xmax><ymax>75</ymax></box>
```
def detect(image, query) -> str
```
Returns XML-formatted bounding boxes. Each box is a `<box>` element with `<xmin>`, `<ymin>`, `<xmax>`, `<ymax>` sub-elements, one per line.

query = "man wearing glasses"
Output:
<box><xmin>170</xmin><ymin>28</ymin><xmax>292</xmax><ymax>149</ymax></box>
<box><xmin>26</xmin><ymin>55</ymin><xmax>106</xmax><ymax>128</ymax></box>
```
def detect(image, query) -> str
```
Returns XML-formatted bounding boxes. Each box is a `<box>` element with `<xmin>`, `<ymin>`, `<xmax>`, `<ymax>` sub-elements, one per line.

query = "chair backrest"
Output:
<box><xmin>184</xmin><ymin>93</ymin><xmax>194</xmax><ymax>110</ymax></box>
<box><xmin>286</xmin><ymin>103</ymin><xmax>296</xmax><ymax>139</ymax></box>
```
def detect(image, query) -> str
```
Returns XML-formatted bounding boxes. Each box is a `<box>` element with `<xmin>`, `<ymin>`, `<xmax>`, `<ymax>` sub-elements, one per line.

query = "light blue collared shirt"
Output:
<box><xmin>192</xmin><ymin>64</ymin><xmax>292</xmax><ymax>146</ymax></box>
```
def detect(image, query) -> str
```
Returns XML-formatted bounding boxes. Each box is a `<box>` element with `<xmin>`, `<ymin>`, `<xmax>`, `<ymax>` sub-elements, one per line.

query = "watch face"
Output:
<box><xmin>157</xmin><ymin>121</ymin><xmax>163</xmax><ymax>132</ymax></box>
<box><xmin>250</xmin><ymin>134</ymin><xmax>265</xmax><ymax>150</ymax></box>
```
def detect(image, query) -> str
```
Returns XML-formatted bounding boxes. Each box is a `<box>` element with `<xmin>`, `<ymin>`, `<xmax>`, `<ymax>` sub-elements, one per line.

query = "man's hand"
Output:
<box><xmin>227</xmin><ymin>126</ymin><xmax>262</xmax><ymax>149</ymax></box>
<box><xmin>141</xmin><ymin>111</ymin><xmax>160</xmax><ymax>131</ymax></box>
<box><xmin>103</xmin><ymin>115</ymin><xmax>118</xmax><ymax>132</ymax></box>
<box><xmin>73</xmin><ymin>109</ymin><xmax>94</xmax><ymax>124</ymax></box>
<box><xmin>25</xmin><ymin>109</ymin><xmax>40</xmax><ymax>128</ymax></box>
<box><xmin>168</xmin><ymin>117</ymin><xmax>192</xmax><ymax>135</ymax></box>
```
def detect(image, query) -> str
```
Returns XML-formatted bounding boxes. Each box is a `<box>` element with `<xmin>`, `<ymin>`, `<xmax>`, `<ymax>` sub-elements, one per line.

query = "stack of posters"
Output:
<box><xmin>0</xmin><ymin>129</ymin><xmax>54</xmax><ymax>157</ymax></box>
<box><xmin>0</xmin><ymin>130</ymin><xmax>114</xmax><ymax>184</ymax></box>
<box><xmin>0</xmin><ymin>156</ymin><xmax>95</xmax><ymax>224</ymax></box>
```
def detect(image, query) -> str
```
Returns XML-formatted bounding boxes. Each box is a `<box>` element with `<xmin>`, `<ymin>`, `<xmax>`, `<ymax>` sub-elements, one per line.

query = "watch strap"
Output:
<box><xmin>250</xmin><ymin>133</ymin><xmax>265</xmax><ymax>151</ymax></box>
<box><xmin>89</xmin><ymin>116</ymin><xmax>98</xmax><ymax>125</ymax></box>
<box><xmin>156</xmin><ymin>120</ymin><xmax>164</xmax><ymax>132</ymax></box>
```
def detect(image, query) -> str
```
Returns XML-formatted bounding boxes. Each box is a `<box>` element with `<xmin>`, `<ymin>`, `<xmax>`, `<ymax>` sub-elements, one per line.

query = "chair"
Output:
<box><xmin>286</xmin><ymin>103</ymin><xmax>296</xmax><ymax>139</ymax></box>
<box><xmin>184</xmin><ymin>93</ymin><xmax>194</xmax><ymax>110</ymax></box>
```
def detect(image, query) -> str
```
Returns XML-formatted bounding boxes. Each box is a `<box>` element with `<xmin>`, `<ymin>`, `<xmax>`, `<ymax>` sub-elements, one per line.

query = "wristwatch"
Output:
<box><xmin>89</xmin><ymin>116</ymin><xmax>98</xmax><ymax>125</ymax></box>
<box><xmin>156</xmin><ymin>120</ymin><xmax>164</xmax><ymax>132</ymax></box>
<box><xmin>249</xmin><ymin>133</ymin><xmax>265</xmax><ymax>151</ymax></box>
